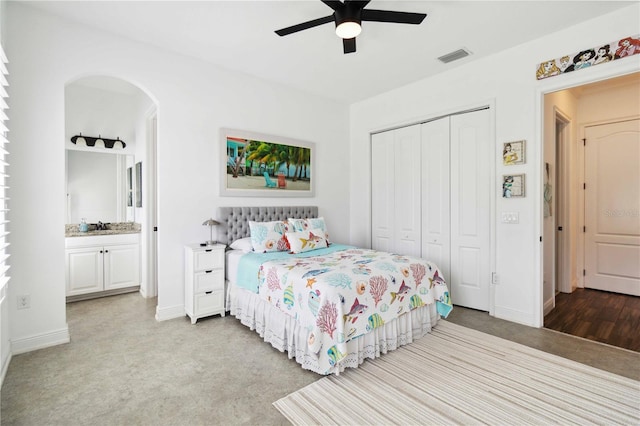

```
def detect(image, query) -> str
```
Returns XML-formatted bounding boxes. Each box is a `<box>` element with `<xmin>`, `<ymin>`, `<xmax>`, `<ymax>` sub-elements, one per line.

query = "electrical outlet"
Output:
<box><xmin>491</xmin><ymin>273</ymin><xmax>499</xmax><ymax>285</ymax></box>
<box><xmin>17</xmin><ymin>295</ymin><xmax>30</xmax><ymax>310</ymax></box>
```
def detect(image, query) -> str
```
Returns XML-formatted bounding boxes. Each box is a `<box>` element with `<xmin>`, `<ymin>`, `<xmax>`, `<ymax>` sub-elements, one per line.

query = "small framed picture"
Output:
<box><xmin>503</xmin><ymin>140</ymin><xmax>525</xmax><ymax>165</ymax></box>
<box><xmin>503</xmin><ymin>174</ymin><xmax>525</xmax><ymax>198</ymax></box>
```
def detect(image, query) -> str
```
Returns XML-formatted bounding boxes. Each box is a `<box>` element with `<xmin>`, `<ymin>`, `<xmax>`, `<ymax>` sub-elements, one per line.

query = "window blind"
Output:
<box><xmin>0</xmin><ymin>46</ymin><xmax>9</xmax><ymax>300</ymax></box>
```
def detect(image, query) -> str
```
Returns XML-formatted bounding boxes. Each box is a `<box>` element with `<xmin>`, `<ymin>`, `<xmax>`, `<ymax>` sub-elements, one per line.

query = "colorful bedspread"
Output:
<box><xmin>254</xmin><ymin>247</ymin><xmax>452</xmax><ymax>374</ymax></box>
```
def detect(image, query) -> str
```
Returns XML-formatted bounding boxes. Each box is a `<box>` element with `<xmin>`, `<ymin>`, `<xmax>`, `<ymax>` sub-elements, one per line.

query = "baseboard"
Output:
<box><xmin>493</xmin><ymin>305</ymin><xmax>537</xmax><ymax>327</ymax></box>
<box><xmin>11</xmin><ymin>326</ymin><xmax>70</xmax><ymax>355</ymax></box>
<box><xmin>155</xmin><ymin>304</ymin><xmax>185</xmax><ymax>321</ymax></box>
<box><xmin>543</xmin><ymin>297</ymin><xmax>555</xmax><ymax>316</ymax></box>
<box><xmin>1</xmin><ymin>351</ymin><xmax>12</xmax><ymax>386</ymax></box>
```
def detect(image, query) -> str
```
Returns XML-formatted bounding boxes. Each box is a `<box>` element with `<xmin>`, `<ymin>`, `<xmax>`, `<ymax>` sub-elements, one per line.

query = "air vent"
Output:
<box><xmin>438</xmin><ymin>48</ymin><xmax>471</xmax><ymax>64</ymax></box>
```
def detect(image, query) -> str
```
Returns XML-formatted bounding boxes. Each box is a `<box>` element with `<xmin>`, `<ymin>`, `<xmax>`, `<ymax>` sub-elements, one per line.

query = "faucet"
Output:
<box><xmin>96</xmin><ymin>221</ymin><xmax>106</xmax><ymax>231</ymax></box>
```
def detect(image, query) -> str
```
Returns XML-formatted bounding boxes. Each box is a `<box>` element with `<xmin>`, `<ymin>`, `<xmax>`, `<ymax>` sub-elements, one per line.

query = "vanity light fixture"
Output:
<box><xmin>202</xmin><ymin>218</ymin><xmax>221</xmax><ymax>246</ymax></box>
<box><xmin>70</xmin><ymin>133</ymin><xmax>126</xmax><ymax>149</ymax></box>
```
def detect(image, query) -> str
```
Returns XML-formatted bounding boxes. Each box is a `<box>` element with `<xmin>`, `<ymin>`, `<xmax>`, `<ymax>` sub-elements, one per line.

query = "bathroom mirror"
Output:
<box><xmin>66</xmin><ymin>149</ymin><xmax>135</xmax><ymax>224</ymax></box>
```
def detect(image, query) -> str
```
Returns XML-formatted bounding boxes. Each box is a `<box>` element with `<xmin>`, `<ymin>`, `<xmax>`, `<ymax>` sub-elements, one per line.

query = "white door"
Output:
<box><xmin>371</xmin><ymin>125</ymin><xmax>421</xmax><ymax>256</ymax></box>
<box><xmin>371</xmin><ymin>130</ymin><xmax>395</xmax><ymax>253</ymax></box>
<box><xmin>584</xmin><ymin>119</ymin><xmax>640</xmax><ymax>296</ymax></box>
<box><xmin>421</xmin><ymin>117</ymin><xmax>451</xmax><ymax>283</ymax></box>
<box><xmin>449</xmin><ymin>110</ymin><xmax>491</xmax><ymax>310</ymax></box>
<box><xmin>393</xmin><ymin>125</ymin><xmax>422</xmax><ymax>257</ymax></box>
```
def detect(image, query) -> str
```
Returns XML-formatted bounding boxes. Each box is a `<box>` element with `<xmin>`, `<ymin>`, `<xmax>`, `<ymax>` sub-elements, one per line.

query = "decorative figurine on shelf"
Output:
<box><xmin>202</xmin><ymin>218</ymin><xmax>221</xmax><ymax>246</ymax></box>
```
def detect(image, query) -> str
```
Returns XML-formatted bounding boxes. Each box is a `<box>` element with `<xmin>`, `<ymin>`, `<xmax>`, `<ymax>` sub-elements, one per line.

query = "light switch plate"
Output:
<box><xmin>501</xmin><ymin>212</ymin><xmax>519</xmax><ymax>224</ymax></box>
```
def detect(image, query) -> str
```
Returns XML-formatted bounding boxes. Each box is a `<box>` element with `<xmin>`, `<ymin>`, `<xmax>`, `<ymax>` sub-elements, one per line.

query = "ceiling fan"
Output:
<box><xmin>275</xmin><ymin>0</ymin><xmax>427</xmax><ymax>54</ymax></box>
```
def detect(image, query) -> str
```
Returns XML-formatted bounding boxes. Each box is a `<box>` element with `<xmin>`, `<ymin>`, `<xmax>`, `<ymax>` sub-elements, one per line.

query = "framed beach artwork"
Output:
<box><xmin>503</xmin><ymin>140</ymin><xmax>525</xmax><ymax>165</ymax></box>
<box><xmin>220</xmin><ymin>128</ymin><xmax>315</xmax><ymax>197</ymax></box>
<box><xmin>503</xmin><ymin>174</ymin><xmax>525</xmax><ymax>198</ymax></box>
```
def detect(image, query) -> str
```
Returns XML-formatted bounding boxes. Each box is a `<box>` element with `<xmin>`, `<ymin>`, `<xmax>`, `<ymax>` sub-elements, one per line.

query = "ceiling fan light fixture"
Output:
<box><xmin>335</xmin><ymin>21</ymin><xmax>361</xmax><ymax>39</ymax></box>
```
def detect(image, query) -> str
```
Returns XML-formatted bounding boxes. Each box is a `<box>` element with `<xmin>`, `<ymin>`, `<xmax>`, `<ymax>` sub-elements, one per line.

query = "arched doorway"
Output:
<box><xmin>64</xmin><ymin>75</ymin><xmax>158</xmax><ymax>306</ymax></box>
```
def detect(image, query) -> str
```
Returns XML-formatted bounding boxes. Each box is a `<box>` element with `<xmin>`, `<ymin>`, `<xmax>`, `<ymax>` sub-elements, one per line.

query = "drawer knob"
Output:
<box><xmin>205</xmin><ymin>291</ymin><xmax>213</xmax><ymax>294</ymax></box>
<box><xmin>205</xmin><ymin>249</ymin><xmax>212</xmax><ymax>252</ymax></box>
<box><xmin>205</xmin><ymin>270</ymin><xmax>213</xmax><ymax>273</ymax></box>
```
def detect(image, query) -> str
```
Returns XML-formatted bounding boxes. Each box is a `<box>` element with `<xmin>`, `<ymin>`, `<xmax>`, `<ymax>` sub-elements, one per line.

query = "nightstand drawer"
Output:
<box><xmin>194</xmin><ymin>249</ymin><xmax>224</xmax><ymax>271</ymax></box>
<box><xmin>194</xmin><ymin>269</ymin><xmax>223</xmax><ymax>292</ymax></box>
<box><xmin>195</xmin><ymin>291</ymin><xmax>224</xmax><ymax>314</ymax></box>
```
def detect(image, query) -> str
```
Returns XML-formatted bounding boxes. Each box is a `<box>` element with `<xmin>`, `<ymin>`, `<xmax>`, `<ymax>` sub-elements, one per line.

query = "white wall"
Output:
<box><xmin>6</xmin><ymin>2</ymin><xmax>350</xmax><ymax>352</ymax></box>
<box><xmin>350</xmin><ymin>4</ymin><xmax>640</xmax><ymax>327</ymax></box>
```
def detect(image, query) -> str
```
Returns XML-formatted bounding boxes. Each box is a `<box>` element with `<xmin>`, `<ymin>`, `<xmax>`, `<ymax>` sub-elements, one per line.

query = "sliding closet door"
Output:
<box><xmin>371</xmin><ymin>124</ymin><xmax>421</xmax><ymax>257</ymax></box>
<box><xmin>371</xmin><ymin>131</ymin><xmax>395</xmax><ymax>252</ymax></box>
<box><xmin>449</xmin><ymin>109</ymin><xmax>491</xmax><ymax>311</ymax></box>
<box><xmin>421</xmin><ymin>117</ymin><xmax>451</xmax><ymax>283</ymax></box>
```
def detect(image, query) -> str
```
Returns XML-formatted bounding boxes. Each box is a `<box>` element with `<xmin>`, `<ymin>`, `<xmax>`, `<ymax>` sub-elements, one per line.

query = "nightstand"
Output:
<box><xmin>184</xmin><ymin>243</ymin><xmax>226</xmax><ymax>324</ymax></box>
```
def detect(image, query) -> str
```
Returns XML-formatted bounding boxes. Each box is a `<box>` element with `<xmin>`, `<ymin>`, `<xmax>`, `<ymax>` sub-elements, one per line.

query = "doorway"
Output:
<box><xmin>542</xmin><ymin>72</ymin><xmax>640</xmax><ymax>347</ymax></box>
<box><xmin>64</xmin><ymin>75</ymin><xmax>158</xmax><ymax>305</ymax></box>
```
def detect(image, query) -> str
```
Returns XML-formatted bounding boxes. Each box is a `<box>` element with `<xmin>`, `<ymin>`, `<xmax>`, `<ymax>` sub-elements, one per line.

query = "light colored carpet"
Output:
<box><xmin>274</xmin><ymin>320</ymin><xmax>640</xmax><ymax>425</ymax></box>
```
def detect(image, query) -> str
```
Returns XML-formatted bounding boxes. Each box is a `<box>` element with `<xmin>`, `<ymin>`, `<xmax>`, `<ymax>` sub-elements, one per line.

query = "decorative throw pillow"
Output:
<box><xmin>230</xmin><ymin>237</ymin><xmax>253</xmax><ymax>253</ymax></box>
<box><xmin>287</xmin><ymin>217</ymin><xmax>330</xmax><ymax>242</ymax></box>
<box><xmin>249</xmin><ymin>220</ymin><xmax>289</xmax><ymax>253</ymax></box>
<box><xmin>286</xmin><ymin>228</ymin><xmax>329</xmax><ymax>254</ymax></box>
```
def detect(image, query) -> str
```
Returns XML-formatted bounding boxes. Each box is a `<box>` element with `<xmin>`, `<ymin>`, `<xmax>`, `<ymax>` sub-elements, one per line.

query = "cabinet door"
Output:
<box><xmin>66</xmin><ymin>247</ymin><xmax>104</xmax><ymax>296</ymax></box>
<box><xmin>104</xmin><ymin>244</ymin><xmax>140</xmax><ymax>290</ymax></box>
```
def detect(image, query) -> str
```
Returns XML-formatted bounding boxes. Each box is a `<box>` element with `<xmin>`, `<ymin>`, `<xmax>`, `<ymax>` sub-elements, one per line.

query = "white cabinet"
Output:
<box><xmin>185</xmin><ymin>244</ymin><xmax>226</xmax><ymax>324</ymax></box>
<box><xmin>65</xmin><ymin>233</ymin><xmax>140</xmax><ymax>297</ymax></box>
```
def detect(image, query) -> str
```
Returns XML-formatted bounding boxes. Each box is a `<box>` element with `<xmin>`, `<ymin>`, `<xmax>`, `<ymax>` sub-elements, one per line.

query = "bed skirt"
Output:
<box><xmin>227</xmin><ymin>283</ymin><xmax>441</xmax><ymax>375</ymax></box>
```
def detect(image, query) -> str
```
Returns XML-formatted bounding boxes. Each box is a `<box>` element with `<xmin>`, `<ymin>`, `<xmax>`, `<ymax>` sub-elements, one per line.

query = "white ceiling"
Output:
<box><xmin>24</xmin><ymin>0</ymin><xmax>635</xmax><ymax>104</ymax></box>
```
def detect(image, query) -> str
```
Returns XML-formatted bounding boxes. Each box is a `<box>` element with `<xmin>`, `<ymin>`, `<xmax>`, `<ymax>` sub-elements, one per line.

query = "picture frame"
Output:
<box><xmin>503</xmin><ymin>174</ymin><xmax>525</xmax><ymax>198</ymax></box>
<box><xmin>220</xmin><ymin>128</ymin><xmax>315</xmax><ymax>197</ymax></box>
<box><xmin>503</xmin><ymin>140</ymin><xmax>525</xmax><ymax>165</ymax></box>
<box><xmin>127</xmin><ymin>166</ymin><xmax>133</xmax><ymax>207</ymax></box>
<box><xmin>135</xmin><ymin>162</ymin><xmax>142</xmax><ymax>207</ymax></box>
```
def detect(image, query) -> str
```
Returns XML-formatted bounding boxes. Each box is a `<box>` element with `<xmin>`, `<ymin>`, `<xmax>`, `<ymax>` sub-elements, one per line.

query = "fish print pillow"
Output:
<box><xmin>287</xmin><ymin>217</ymin><xmax>330</xmax><ymax>243</ymax></box>
<box><xmin>286</xmin><ymin>228</ymin><xmax>329</xmax><ymax>254</ymax></box>
<box><xmin>249</xmin><ymin>220</ymin><xmax>289</xmax><ymax>253</ymax></box>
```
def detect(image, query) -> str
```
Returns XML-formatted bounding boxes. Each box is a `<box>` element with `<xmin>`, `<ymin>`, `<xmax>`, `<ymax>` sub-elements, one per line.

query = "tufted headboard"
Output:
<box><xmin>217</xmin><ymin>206</ymin><xmax>318</xmax><ymax>246</ymax></box>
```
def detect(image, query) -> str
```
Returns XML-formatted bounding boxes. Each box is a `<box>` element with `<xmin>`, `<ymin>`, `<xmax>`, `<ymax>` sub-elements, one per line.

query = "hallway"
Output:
<box><xmin>544</xmin><ymin>288</ymin><xmax>640</xmax><ymax>352</ymax></box>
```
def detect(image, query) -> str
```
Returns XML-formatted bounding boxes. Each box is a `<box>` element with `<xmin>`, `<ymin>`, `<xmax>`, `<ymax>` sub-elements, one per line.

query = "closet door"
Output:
<box><xmin>421</xmin><ymin>117</ymin><xmax>451</xmax><ymax>282</ymax></box>
<box><xmin>371</xmin><ymin>125</ymin><xmax>421</xmax><ymax>256</ymax></box>
<box><xmin>371</xmin><ymin>131</ymin><xmax>395</xmax><ymax>252</ymax></box>
<box><xmin>393</xmin><ymin>125</ymin><xmax>422</xmax><ymax>257</ymax></box>
<box><xmin>449</xmin><ymin>109</ymin><xmax>491</xmax><ymax>311</ymax></box>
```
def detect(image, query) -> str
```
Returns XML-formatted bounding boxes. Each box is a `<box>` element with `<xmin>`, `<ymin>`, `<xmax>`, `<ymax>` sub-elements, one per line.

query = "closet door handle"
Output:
<box><xmin>205</xmin><ymin>249</ymin><xmax>212</xmax><ymax>252</ymax></box>
<box><xmin>205</xmin><ymin>270</ymin><xmax>213</xmax><ymax>273</ymax></box>
<box><xmin>205</xmin><ymin>291</ymin><xmax>213</xmax><ymax>295</ymax></box>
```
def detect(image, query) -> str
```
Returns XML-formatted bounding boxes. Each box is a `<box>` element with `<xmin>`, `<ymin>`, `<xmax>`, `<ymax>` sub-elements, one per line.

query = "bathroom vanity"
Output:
<box><xmin>65</xmin><ymin>226</ymin><xmax>140</xmax><ymax>301</ymax></box>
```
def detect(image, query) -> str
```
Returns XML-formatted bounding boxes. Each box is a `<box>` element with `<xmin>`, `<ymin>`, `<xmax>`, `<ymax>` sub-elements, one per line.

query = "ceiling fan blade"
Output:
<box><xmin>343</xmin><ymin>37</ymin><xmax>356</xmax><ymax>54</ymax></box>
<box><xmin>321</xmin><ymin>0</ymin><xmax>343</xmax><ymax>11</ymax></box>
<box><xmin>361</xmin><ymin>9</ymin><xmax>426</xmax><ymax>25</ymax></box>
<box><xmin>345</xmin><ymin>0</ymin><xmax>371</xmax><ymax>8</ymax></box>
<box><xmin>275</xmin><ymin>15</ymin><xmax>335</xmax><ymax>36</ymax></box>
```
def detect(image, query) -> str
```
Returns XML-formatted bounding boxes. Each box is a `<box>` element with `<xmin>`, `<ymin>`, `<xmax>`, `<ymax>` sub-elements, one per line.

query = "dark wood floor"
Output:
<box><xmin>544</xmin><ymin>288</ymin><xmax>640</xmax><ymax>352</ymax></box>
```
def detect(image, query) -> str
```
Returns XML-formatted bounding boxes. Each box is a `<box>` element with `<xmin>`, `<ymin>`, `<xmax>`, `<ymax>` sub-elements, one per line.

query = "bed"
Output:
<box><xmin>220</xmin><ymin>206</ymin><xmax>452</xmax><ymax>375</ymax></box>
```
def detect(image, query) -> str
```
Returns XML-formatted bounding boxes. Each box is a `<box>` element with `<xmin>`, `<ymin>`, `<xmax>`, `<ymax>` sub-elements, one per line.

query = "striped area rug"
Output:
<box><xmin>274</xmin><ymin>320</ymin><xmax>640</xmax><ymax>425</ymax></box>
